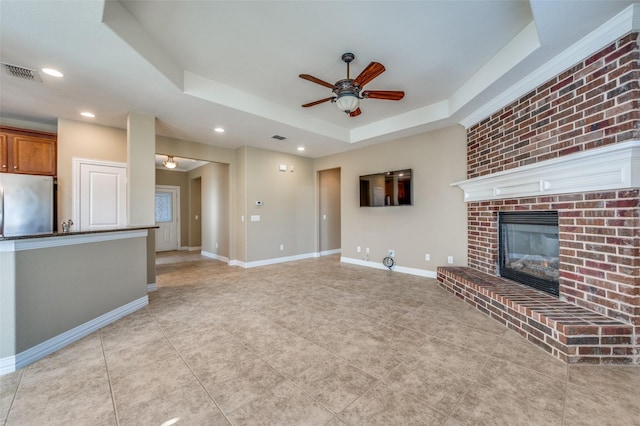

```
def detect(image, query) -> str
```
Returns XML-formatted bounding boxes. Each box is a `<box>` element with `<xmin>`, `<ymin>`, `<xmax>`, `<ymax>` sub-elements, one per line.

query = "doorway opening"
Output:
<box><xmin>318</xmin><ymin>168</ymin><xmax>341</xmax><ymax>255</ymax></box>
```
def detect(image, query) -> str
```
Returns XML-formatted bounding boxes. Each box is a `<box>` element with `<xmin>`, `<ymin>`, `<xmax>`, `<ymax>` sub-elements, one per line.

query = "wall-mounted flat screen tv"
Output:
<box><xmin>359</xmin><ymin>169</ymin><xmax>412</xmax><ymax>207</ymax></box>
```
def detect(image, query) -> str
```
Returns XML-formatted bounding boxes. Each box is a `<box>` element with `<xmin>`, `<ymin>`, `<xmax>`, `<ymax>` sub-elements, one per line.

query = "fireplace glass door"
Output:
<box><xmin>499</xmin><ymin>211</ymin><xmax>559</xmax><ymax>296</ymax></box>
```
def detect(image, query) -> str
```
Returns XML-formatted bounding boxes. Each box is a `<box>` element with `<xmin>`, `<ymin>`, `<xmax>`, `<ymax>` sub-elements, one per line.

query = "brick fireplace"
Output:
<box><xmin>438</xmin><ymin>31</ymin><xmax>640</xmax><ymax>364</ymax></box>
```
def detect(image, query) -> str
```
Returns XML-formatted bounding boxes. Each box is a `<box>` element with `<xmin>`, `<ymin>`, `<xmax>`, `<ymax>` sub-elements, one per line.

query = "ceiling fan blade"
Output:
<box><xmin>362</xmin><ymin>90</ymin><xmax>405</xmax><ymax>101</ymax></box>
<box><xmin>302</xmin><ymin>97</ymin><xmax>334</xmax><ymax>108</ymax></box>
<box><xmin>353</xmin><ymin>62</ymin><xmax>385</xmax><ymax>87</ymax></box>
<box><xmin>349</xmin><ymin>108</ymin><xmax>362</xmax><ymax>117</ymax></box>
<box><xmin>299</xmin><ymin>74</ymin><xmax>335</xmax><ymax>89</ymax></box>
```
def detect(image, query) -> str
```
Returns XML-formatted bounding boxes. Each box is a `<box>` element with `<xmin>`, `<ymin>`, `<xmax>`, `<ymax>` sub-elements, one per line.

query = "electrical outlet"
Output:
<box><xmin>388</xmin><ymin>249</ymin><xmax>395</xmax><ymax>257</ymax></box>
<box><xmin>365</xmin><ymin>247</ymin><xmax>370</xmax><ymax>254</ymax></box>
<box><xmin>425</xmin><ymin>254</ymin><xmax>430</xmax><ymax>261</ymax></box>
<box><xmin>357</xmin><ymin>246</ymin><xmax>361</xmax><ymax>253</ymax></box>
<box><xmin>280</xmin><ymin>244</ymin><xmax>284</xmax><ymax>251</ymax></box>
<box><xmin>215</xmin><ymin>243</ymin><xmax>219</xmax><ymax>249</ymax></box>
<box><xmin>447</xmin><ymin>256</ymin><xmax>454</xmax><ymax>264</ymax></box>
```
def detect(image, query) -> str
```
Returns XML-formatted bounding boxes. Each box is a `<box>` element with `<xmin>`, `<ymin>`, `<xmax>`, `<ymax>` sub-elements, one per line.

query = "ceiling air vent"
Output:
<box><xmin>2</xmin><ymin>63</ymin><xmax>42</xmax><ymax>82</ymax></box>
<box><xmin>271</xmin><ymin>135</ymin><xmax>286</xmax><ymax>141</ymax></box>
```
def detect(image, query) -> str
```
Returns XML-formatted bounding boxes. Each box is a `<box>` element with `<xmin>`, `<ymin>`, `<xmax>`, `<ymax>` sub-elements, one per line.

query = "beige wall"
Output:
<box><xmin>244</xmin><ymin>147</ymin><xmax>315</xmax><ymax>262</ymax></box>
<box><xmin>13</xmin><ymin>235</ymin><xmax>147</xmax><ymax>352</ymax></box>
<box><xmin>156</xmin><ymin>135</ymin><xmax>235</xmax><ymax>165</ymax></box>
<box><xmin>156</xmin><ymin>135</ymin><xmax>236</xmax><ymax>259</ymax></box>
<box><xmin>57</xmin><ymin>119</ymin><xmax>156</xmax><ymax>284</ymax></box>
<box><xmin>235</xmin><ymin>147</ymin><xmax>247</xmax><ymax>262</ymax></box>
<box><xmin>318</xmin><ymin>168</ymin><xmax>341</xmax><ymax>252</ymax></box>
<box><xmin>127</xmin><ymin>113</ymin><xmax>156</xmax><ymax>226</ymax></box>
<box><xmin>56</xmin><ymin>123</ymin><xmax>237</xmax><ymax>260</ymax></box>
<box><xmin>189</xmin><ymin>177</ymin><xmax>202</xmax><ymax>247</ymax></box>
<box><xmin>188</xmin><ymin>162</ymin><xmax>229</xmax><ymax>257</ymax></box>
<box><xmin>314</xmin><ymin>125</ymin><xmax>468</xmax><ymax>271</ymax></box>
<box><xmin>57</xmin><ymin>119</ymin><xmax>127</xmax><ymax>223</ymax></box>
<box><xmin>28</xmin><ymin>117</ymin><xmax>465</xmax><ymax>275</ymax></box>
<box><xmin>0</xmin><ymin>250</ymin><xmax>17</xmax><ymax>357</ymax></box>
<box><xmin>155</xmin><ymin>169</ymin><xmax>190</xmax><ymax>247</ymax></box>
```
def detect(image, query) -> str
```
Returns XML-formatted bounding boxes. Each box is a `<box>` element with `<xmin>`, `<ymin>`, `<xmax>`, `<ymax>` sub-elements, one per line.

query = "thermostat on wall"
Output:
<box><xmin>279</xmin><ymin>164</ymin><xmax>287</xmax><ymax>172</ymax></box>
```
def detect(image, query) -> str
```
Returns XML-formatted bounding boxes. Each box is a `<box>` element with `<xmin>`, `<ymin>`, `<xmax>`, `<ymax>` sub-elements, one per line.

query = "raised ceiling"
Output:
<box><xmin>0</xmin><ymin>1</ymin><xmax>636</xmax><ymax>158</ymax></box>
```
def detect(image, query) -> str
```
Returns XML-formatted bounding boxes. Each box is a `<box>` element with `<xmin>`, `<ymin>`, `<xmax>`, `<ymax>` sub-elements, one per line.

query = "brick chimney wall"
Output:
<box><xmin>465</xmin><ymin>33</ymin><xmax>639</xmax><ymax>340</ymax></box>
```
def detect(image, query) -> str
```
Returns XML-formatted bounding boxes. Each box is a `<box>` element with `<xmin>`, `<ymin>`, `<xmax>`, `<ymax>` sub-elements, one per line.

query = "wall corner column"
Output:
<box><xmin>127</xmin><ymin>112</ymin><xmax>156</xmax><ymax>286</ymax></box>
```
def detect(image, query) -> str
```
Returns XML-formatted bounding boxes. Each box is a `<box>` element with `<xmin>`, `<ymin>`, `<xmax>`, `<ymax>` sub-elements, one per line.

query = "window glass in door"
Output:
<box><xmin>155</xmin><ymin>192</ymin><xmax>173</xmax><ymax>222</ymax></box>
<box><xmin>155</xmin><ymin>187</ymin><xmax>179</xmax><ymax>252</ymax></box>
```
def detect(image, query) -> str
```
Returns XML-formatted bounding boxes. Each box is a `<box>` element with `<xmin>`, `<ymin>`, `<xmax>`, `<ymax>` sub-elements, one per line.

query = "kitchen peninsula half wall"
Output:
<box><xmin>0</xmin><ymin>228</ymin><xmax>152</xmax><ymax>374</ymax></box>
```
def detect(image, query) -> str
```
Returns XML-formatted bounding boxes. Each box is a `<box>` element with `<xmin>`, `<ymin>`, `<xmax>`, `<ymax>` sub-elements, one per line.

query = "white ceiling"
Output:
<box><xmin>0</xmin><ymin>1</ymin><xmax>636</xmax><ymax>158</ymax></box>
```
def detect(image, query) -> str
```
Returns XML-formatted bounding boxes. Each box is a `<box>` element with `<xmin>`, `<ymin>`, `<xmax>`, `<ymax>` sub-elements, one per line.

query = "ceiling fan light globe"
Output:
<box><xmin>335</xmin><ymin>94</ymin><xmax>360</xmax><ymax>113</ymax></box>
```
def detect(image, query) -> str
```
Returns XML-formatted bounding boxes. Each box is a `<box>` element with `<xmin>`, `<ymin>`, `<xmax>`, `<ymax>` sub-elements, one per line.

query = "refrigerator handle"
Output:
<box><xmin>0</xmin><ymin>184</ymin><xmax>4</xmax><ymax>236</ymax></box>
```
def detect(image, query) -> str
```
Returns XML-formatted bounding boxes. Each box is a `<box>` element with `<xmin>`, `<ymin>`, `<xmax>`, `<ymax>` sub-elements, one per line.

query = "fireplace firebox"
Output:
<box><xmin>499</xmin><ymin>211</ymin><xmax>559</xmax><ymax>296</ymax></box>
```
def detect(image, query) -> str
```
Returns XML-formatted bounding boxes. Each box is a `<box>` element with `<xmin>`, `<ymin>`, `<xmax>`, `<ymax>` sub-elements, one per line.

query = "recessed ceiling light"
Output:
<box><xmin>42</xmin><ymin>68</ymin><xmax>63</xmax><ymax>78</ymax></box>
<box><xmin>214</xmin><ymin>127</ymin><xmax>225</xmax><ymax>133</ymax></box>
<box><xmin>80</xmin><ymin>112</ymin><xmax>95</xmax><ymax>118</ymax></box>
<box><xmin>297</xmin><ymin>147</ymin><xmax>305</xmax><ymax>151</ymax></box>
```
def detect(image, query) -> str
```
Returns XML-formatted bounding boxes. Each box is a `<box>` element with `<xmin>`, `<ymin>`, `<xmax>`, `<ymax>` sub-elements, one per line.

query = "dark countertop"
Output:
<box><xmin>0</xmin><ymin>226</ymin><xmax>158</xmax><ymax>241</ymax></box>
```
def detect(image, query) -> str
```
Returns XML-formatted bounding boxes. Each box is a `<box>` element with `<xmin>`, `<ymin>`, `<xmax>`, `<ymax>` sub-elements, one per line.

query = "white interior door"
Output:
<box><xmin>75</xmin><ymin>159</ymin><xmax>127</xmax><ymax>231</ymax></box>
<box><xmin>155</xmin><ymin>185</ymin><xmax>180</xmax><ymax>252</ymax></box>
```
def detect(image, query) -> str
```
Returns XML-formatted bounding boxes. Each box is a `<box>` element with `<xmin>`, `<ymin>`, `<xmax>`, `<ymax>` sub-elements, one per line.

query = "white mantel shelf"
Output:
<box><xmin>452</xmin><ymin>140</ymin><xmax>640</xmax><ymax>202</ymax></box>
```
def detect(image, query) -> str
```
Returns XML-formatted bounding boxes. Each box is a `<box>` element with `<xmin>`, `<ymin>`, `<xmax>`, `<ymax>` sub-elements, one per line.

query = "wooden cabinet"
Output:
<box><xmin>0</xmin><ymin>133</ymin><xmax>7</xmax><ymax>173</ymax></box>
<box><xmin>0</xmin><ymin>126</ymin><xmax>57</xmax><ymax>176</ymax></box>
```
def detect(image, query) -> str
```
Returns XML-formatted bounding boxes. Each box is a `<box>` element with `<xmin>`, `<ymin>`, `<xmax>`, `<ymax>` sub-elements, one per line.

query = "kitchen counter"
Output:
<box><xmin>0</xmin><ymin>227</ymin><xmax>154</xmax><ymax>375</ymax></box>
<box><xmin>0</xmin><ymin>226</ymin><xmax>157</xmax><ymax>241</ymax></box>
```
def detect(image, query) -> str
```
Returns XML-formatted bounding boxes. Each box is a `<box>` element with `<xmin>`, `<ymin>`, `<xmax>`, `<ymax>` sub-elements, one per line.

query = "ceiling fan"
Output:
<box><xmin>299</xmin><ymin>53</ymin><xmax>405</xmax><ymax>117</ymax></box>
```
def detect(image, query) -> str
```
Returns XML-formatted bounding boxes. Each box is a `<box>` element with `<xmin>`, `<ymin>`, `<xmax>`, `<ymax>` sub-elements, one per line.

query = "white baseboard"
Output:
<box><xmin>201</xmin><ymin>251</ymin><xmax>229</xmax><ymax>262</ymax></box>
<box><xmin>147</xmin><ymin>283</ymin><xmax>157</xmax><ymax>292</ymax></box>
<box><xmin>0</xmin><ymin>296</ymin><xmax>148</xmax><ymax>376</ymax></box>
<box><xmin>187</xmin><ymin>246</ymin><xmax>201</xmax><ymax>252</ymax></box>
<box><xmin>340</xmin><ymin>256</ymin><xmax>437</xmax><ymax>278</ymax></box>
<box><xmin>235</xmin><ymin>252</ymin><xmax>319</xmax><ymax>269</ymax></box>
<box><xmin>319</xmin><ymin>248</ymin><xmax>341</xmax><ymax>256</ymax></box>
<box><xmin>0</xmin><ymin>356</ymin><xmax>16</xmax><ymax>376</ymax></box>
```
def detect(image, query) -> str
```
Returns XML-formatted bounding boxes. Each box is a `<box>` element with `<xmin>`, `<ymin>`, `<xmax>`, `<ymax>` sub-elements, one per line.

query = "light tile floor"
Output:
<box><xmin>2</xmin><ymin>252</ymin><xmax>639</xmax><ymax>425</ymax></box>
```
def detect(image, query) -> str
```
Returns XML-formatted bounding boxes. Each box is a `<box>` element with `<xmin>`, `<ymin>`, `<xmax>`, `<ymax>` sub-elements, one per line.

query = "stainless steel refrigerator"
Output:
<box><xmin>0</xmin><ymin>173</ymin><xmax>53</xmax><ymax>237</ymax></box>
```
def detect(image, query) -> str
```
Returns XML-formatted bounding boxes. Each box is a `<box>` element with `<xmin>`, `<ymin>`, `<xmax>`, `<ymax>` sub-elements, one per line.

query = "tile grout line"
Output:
<box><xmin>2</xmin><ymin>368</ymin><xmax>24</xmax><ymax>426</ymax></box>
<box><xmin>149</xmin><ymin>294</ymin><xmax>369</xmax><ymax>423</ymax></box>
<box><xmin>440</xmin><ymin>328</ymin><xmax>508</xmax><ymax>425</ymax></box>
<box><xmin>156</xmin><ymin>252</ymin><xmax>603</xmax><ymax>424</ymax></box>
<box><xmin>202</xmin><ymin>320</ymin><xmax>343</xmax><ymax>420</ymax></box>
<box><xmin>145</xmin><ymin>308</ymin><xmax>235</xmax><ymax>426</ymax></box>
<box><xmin>236</xmin><ymin>275</ymin><xmax>474</xmax><ymax>424</ymax></box>
<box><xmin>99</xmin><ymin>328</ymin><xmax>121</xmax><ymax>426</ymax></box>
<box><xmin>237</xmin><ymin>293</ymin><xmax>459</xmax><ymax>424</ymax></box>
<box><xmin>560</xmin><ymin>362</ymin><xmax>571</xmax><ymax>426</ymax></box>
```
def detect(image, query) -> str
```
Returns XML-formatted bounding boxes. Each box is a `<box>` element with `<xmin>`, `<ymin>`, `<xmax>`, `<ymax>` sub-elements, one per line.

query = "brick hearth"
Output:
<box><xmin>438</xmin><ymin>267</ymin><xmax>635</xmax><ymax>364</ymax></box>
<box><xmin>439</xmin><ymin>31</ymin><xmax>639</xmax><ymax>364</ymax></box>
